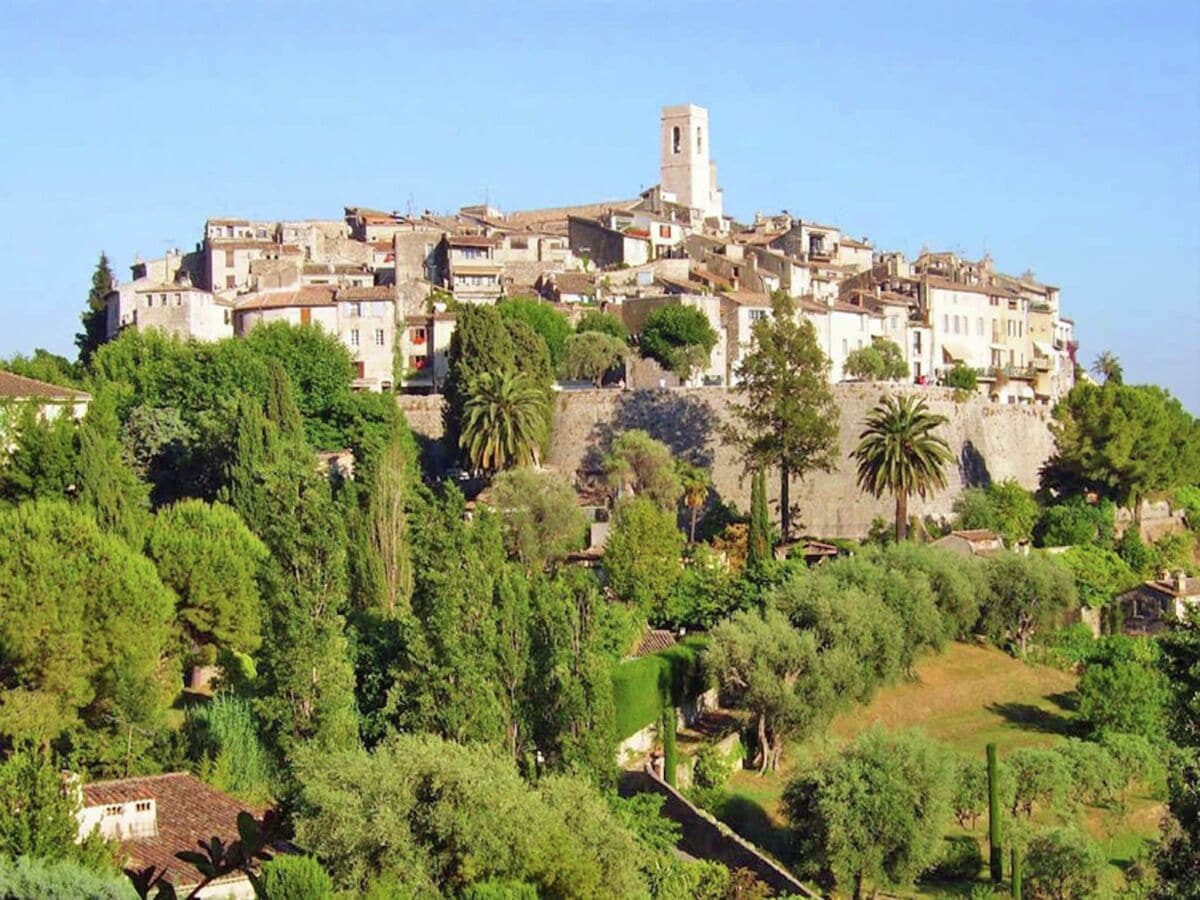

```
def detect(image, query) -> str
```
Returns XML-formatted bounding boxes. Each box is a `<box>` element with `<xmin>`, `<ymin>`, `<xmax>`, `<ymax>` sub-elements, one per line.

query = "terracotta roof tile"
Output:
<box><xmin>235</xmin><ymin>286</ymin><xmax>336</xmax><ymax>310</ymax></box>
<box><xmin>631</xmin><ymin>629</ymin><xmax>678</xmax><ymax>658</ymax></box>
<box><xmin>0</xmin><ymin>371</ymin><xmax>91</xmax><ymax>401</ymax></box>
<box><xmin>81</xmin><ymin>773</ymin><xmax>265</xmax><ymax>890</ymax></box>
<box><xmin>336</xmin><ymin>285</ymin><xmax>395</xmax><ymax>301</ymax></box>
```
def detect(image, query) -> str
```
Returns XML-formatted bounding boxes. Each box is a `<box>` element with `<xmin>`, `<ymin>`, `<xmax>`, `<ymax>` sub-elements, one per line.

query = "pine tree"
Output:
<box><xmin>722</xmin><ymin>293</ymin><xmax>839</xmax><ymax>540</ymax></box>
<box><xmin>75</xmin><ymin>389</ymin><xmax>151</xmax><ymax>546</ymax></box>
<box><xmin>75</xmin><ymin>253</ymin><xmax>114</xmax><ymax>367</ymax></box>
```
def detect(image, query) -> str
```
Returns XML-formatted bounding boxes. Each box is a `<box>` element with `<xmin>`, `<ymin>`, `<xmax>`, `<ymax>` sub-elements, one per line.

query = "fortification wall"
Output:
<box><xmin>398</xmin><ymin>385</ymin><xmax>1057</xmax><ymax>539</ymax></box>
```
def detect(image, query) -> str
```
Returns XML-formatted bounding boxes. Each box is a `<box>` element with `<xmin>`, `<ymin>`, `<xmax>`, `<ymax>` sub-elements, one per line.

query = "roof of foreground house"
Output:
<box><xmin>82</xmin><ymin>773</ymin><xmax>264</xmax><ymax>889</ymax></box>
<box><xmin>0</xmin><ymin>371</ymin><xmax>91</xmax><ymax>402</ymax></box>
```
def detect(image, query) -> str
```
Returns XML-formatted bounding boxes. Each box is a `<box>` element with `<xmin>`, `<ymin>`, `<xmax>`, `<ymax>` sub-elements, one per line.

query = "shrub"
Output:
<box><xmin>943</xmin><ymin>363</ymin><xmax>978</xmax><ymax>391</ymax></box>
<box><xmin>1035</xmin><ymin>497</ymin><xmax>1115</xmax><ymax>549</ymax></box>
<box><xmin>0</xmin><ymin>856</ymin><xmax>133</xmax><ymax>900</ymax></box>
<box><xmin>923</xmin><ymin>835</ymin><xmax>984</xmax><ymax>882</ymax></box>
<box><xmin>693</xmin><ymin>741</ymin><xmax>736</xmax><ymax>790</ymax></box>
<box><xmin>259</xmin><ymin>855</ymin><xmax>334</xmax><ymax>900</ymax></box>
<box><xmin>640</xmin><ymin>305</ymin><xmax>718</xmax><ymax>380</ymax></box>
<box><xmin>460</xmin><ymin>880</ymin><xmax>539</xmax><ymax>900</ymax></box>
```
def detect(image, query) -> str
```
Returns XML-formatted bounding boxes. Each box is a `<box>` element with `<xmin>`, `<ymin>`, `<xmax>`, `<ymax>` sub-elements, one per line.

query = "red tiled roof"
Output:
<box><xmin>235</xmin><ymin>286</ymin><xmax>336</xmax><ymax>310</ymax></box>
<box><xmin>448</xmin><ymin>235</ymin><xmax>500</xmax><ymax>248</ymax></box>
<box><xmin>950</xmin><ymin>529</ymin><xmax>1002</xmax><ymax>543</ymax></box>
<box><xmin>336</xmin><ymin>285</ymin><xmax>395</xmax><ymax>301</ymax></box>
<box><xmin>0</xmin><ymin>371</ymin><xmax>91</xmax><ymax>401</ymax></box>
<box><xmin>81</xmin><ymin>773</ymin><xmax>264</xmax><ymax>889</ymax></box>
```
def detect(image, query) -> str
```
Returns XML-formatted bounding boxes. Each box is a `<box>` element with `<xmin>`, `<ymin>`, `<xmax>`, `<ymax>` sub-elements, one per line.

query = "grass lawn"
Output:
<box><xmin>708</xmin><ymin>641</ymin><xmax>1163</xmax><ymax>897</ymax></box>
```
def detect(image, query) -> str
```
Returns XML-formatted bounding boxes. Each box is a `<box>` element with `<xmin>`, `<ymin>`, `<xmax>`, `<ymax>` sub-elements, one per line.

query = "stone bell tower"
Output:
<box><xmin>660</xmin><ymin>104</ymin><xmax>723</xmax><ymax>221</ymax></box>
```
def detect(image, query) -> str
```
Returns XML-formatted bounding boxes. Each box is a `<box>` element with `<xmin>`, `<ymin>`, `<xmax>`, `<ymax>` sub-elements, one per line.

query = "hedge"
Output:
<box><xmin>612</xmin><ymin>637</ymin><xmax>706</xmax><ymax>740</ymax></box>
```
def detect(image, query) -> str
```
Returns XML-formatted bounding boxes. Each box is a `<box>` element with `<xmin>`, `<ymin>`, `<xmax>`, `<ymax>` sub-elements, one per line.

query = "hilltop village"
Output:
<box><xmin>104</xmin><ymin>103</ymin><xmax>1077</xmax><ymax>404</ymax></box>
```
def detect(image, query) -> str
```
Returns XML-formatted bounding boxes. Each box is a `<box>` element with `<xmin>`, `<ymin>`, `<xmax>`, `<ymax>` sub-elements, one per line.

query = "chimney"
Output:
<box><xmin>1177</xmin><ymin>571</ymin><xmax>1189</xmax><ymax>594</ymax></box>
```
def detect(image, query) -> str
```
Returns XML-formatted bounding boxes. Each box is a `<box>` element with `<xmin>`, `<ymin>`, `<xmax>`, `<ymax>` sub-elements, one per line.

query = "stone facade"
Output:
<box><xmin>398</xmin><ymin>384</ymin><xmax>1056</xmax><ymax>539</ymax></box>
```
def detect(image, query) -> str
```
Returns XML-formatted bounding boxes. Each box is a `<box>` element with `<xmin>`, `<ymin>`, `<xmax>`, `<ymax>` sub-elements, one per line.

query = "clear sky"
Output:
<box><xmin>1</xmin><ymin>1</ymin><xmax>1197</xmax><ymax>409</ymax></box>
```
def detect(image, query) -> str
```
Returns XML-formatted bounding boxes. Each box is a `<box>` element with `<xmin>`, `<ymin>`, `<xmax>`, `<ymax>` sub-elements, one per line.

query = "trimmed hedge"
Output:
<box><xmin>612</xmin><ymin>638</ymin><xmax>706</xmax><ymax>740</ymax></box>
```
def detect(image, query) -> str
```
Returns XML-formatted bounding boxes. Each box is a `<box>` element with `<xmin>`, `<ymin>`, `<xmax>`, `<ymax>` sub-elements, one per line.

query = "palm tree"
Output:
<box><xmin>851</xmin><ymin>394</ymin><xmax>954</xmax><ymax>542</ymax></box>
<box><xmin>676</xmin><ymin>460</ymin><xmax>711</xmax><ymax>543</ymax></box>
<box><xmin>1091</xmin><ymin>351</ymin><xmax>1123</xmax><ymax>385</ymax></box>
<box><xmin>459</xmin><ymin>370</ymin><xmax>545</xmax><ymax>473</ymax></box>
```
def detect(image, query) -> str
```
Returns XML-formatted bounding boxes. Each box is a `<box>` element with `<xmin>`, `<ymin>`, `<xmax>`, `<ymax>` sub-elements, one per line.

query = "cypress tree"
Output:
<box><xmin>442</xmin><ymin>304</ymin><xmax>515</xmax><ymax>457</ymax></box>
<box><xmin>661</xmin><ymin>705</ymin><xmax>677</xmax><ymax>787</ymax></box>
<box><xmin>367</xmin><ymin>436</ymin><xmax>413</xmax><ymax>617</ymax></box>
<box><xmin>263</xmin><ymin>359</ymin><xmax>306</xmax><ymax>445</ymax></box>
<box><xmin>75</xmin><ymin>252</ymin><xmax>114</xmax><ymax>366</ymax></box>
<box><xmin>987</xmin><ymin>742</ymin><xmax>1002</xmax><ymax>883</ymax></box>
<box><xmin>75</xmin><ymin>389</ymin><xmax>150</xmax><ymax>546</ymax></box>
<box><xmin>1011</xmin><ymin>846</ymin><xmax>1022</xmax><ymax>899</ymax></box>
<box><xmin>218</xmin><ymin>395</ymin><xmax>276</xmax><ymax>533</ymax></box>
<box><xmin>748</xmin><ymin>467</ymin><xmax>770</xmax><ymax>566</ymax></box>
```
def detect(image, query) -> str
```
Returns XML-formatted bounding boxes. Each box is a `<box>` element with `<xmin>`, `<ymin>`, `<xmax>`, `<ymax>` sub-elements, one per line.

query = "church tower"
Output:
<box><xmin>660</xmin><ymin>104</ymin><xmax>723</xmax><ymax>221</ymax></box>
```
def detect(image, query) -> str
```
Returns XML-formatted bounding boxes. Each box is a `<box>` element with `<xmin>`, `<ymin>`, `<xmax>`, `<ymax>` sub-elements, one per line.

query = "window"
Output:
<box><xmin>174</xmin><ymin>293</ymin><xmax>182</xmax><ymax>306</ymax></box>
<box><xmin>953</xmin><ymin>316</ymin><xmax>961</xmax><ymax>335</ymax></box>
<box><xmin>226</xmin><ymin>275</ymin><xmax>236</xmax><ymax>289</ymax></box>
<box><xmin>350</xmin><ymin>329</ymin><xmax>360</xmax><ymax>347</ymax></box>
<box><xmin>976</xmin><ymin>317</ymin><xmax>983</xmax><ymax>336</ymax></box>
<box><xmin>104</xmin><ymin>805</ymin><xmax>122</xmax><ymax>816</ymax></box>
<box><xmin>842</xmin><ymin>339</ymin><xmax>848</xmax><ymax>355</ymax></box>
<box><xmin>943</xmin><ymin>314</ymin><xmax>949</xmax><ymax>332</ymax></box>
<box><xmin>256</xmin><ymin>228</ymin><xmax>266</xmax><ymax>239</ymax></box>
<box><xmin>672</xmin><ymin>126</ymin><xmax>681</xmax><ymax>154</ymax></box>
<box><xmin>659</xmin><ymin>225</ymin><xmax>671</xmax><ymax>239</ymax></box>
<box><xmin>224</xmin><ymin>249</ymin><xmax>235</xmax><ymax>267</ymax></box>
<box><xmin>135</xmin><ymin>801</ymin><xmax>152</xmax><ymax>812</ymax></box>
<box><xmin>146</xmin><ymin>296</ymin><xmax>153</xmax><ymax>307</ymax></box>
<box><xmin>350</xmin><ymin>302</ymin><xmax>362</xmax><ymax>317</ymax></box>
<box><xmin>223</xmin><ymin>310</ymin><xmax>230</xmax><ymax>325</ymax></box>
<box><xmin>374</xmin><ymin>328</ymin><xmax>384</xmax><ymax>346</ymax></box>
<box><xmin>749</xmin><ymin>309</ymin><xmax>767</xmax><ymax>322</ymax></box>
<box><xmin>697</xmin><ymin>127</ymin><xmax>703</xmax><ymax>154</ymax></box>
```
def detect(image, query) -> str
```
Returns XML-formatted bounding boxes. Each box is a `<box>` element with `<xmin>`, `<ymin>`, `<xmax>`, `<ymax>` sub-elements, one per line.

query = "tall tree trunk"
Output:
<box><xmin>689</xmin><ymin>506</ymin><xmax>698</xmax><ymax>544</ymax></box>
<box><xmin>780</xmin><ymin>462</ymin><xmax>790</xmax><ymax>542</ymax></box>
<box><xmin>757</xmin><ymin>714</ymin><xmax>771</xmax><ymax>774</ymax></box>
<box><xmin>895</xmin><ymin>490</ymin><xmax>909</xmax><ymax>542</ymax></box>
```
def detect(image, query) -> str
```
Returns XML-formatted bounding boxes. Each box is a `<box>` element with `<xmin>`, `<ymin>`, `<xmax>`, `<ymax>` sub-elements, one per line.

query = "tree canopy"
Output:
<box><xmin>639</xmin><ymin>305</ymin><xmax>718</xmax><ymax>381</ymax></box>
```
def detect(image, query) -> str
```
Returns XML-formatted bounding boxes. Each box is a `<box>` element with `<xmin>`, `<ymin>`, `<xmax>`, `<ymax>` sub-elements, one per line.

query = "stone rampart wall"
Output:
<box><xmin>398</xmin><ymin>385</ymin><xmax>1057</xmax><ymax>539</ymax></box>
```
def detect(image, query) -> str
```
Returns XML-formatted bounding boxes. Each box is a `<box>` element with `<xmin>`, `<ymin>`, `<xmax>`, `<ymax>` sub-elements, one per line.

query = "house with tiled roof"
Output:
<box><xmin>75</xmin><ymin>772</ymin><xmax>270</xmax><ymax>899</ymax></box>
<box><xmin>234</xmin><ymin>285</ymin><xmax>396</xmax><ymax>391</ymax></box>
<box><xmin>1118</xmin><ymin>572</ymin><xmax>1200</xmax><ymax>635</ymax></box>
<box><xmin>931</xmin><ymin>529</ymin><xmax>1006</xmax><ymax>558</ymax></box>
<box><xmin>0</xmin><ymin>372</ymin><xmax>91</xmax><ymax>449</ymax></box>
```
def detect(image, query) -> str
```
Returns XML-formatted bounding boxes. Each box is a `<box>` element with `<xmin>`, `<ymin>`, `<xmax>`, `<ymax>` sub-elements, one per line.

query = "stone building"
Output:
<box><xmin>660</xmin><ymin>104</ymin><xmax>724</xmax><ymax>223</ymax></box>
<box><xmin>234</xmin><ymin>285</ymin><xmax>396</xmax><ymax>391</ymax></box>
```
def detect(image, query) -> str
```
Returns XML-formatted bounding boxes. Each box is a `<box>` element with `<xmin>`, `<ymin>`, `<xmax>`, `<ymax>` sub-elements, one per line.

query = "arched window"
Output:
<box><xmin>672</xmin><ymin>126</ymin><xmax>681</xmax><ymax>154</ymax></box>
<box><xmin>697</xmin><ymin>127</ymin><xmax>703</xmax><ymax>154</ymax></box>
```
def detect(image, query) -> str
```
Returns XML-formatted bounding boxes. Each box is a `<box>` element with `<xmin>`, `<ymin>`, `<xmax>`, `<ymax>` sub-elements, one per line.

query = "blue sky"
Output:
<box><xmin>1</xmin><ymin>1</ymin><xmax>1197</xmax><ymax>409</ymax></box>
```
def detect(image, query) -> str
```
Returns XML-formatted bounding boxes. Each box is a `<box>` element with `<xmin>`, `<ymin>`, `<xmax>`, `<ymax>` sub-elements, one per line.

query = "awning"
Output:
<box><xmin>989</xmin><ymin>342</ymin><xmax>1008</xmax><ymax>351</ymax></box>
<box><xmin>1033</xmin><ymin>340</ymin><xmax>1054</xmax><ymax>357</ymax></box>
<box><xmin>941</xmin><ymin>343</ymin><xmax>970</xmax><ymax>363</ymax></box>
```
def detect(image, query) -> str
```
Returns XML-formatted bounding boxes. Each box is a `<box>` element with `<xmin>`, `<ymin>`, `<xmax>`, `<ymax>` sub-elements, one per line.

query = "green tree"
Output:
<box><xmin>0</xmin><ymin>748</ymin><xmax>112</xmax><ymax>868</ymax></box>
<box><xmin>0</xmin><ymin>405</ymin><xmax>78</xmax><ymax>506</ymax></box>
<box><xmin>217</xmin><ymin>394</ymin><xmax>276</xmax><ymax>532</ymax></box>
<box><xmin>1076</xmin><ymin>644</ymin><xmax>1168</xmax><ymax>741</ymax></box>
<box><xmin>943</xmin><ymin>363</ymin><xmax>979</xmax><ymax>392</ymax></box>
<box><xmin>263</xmin><ymin>358</ymin><xmax>306</xmax><ymax>444</ymax></box>
<box><xmin>562</xmin><ymin>332</ymin><xmax>627</xmax><ymax>386</ymax></box>
<box><xmin>76</xmin><ymin>252</ymin><xmax>114</xmax><ymax>365</ymax></box>
<box><xmin>498</xmin><ymin>297</ymin><xmax>574</xmax><ymax>370</ymax></box>
<box><xmin>676</xmin><ymin>460</ymin><xmax>711</xmax><ymax>543</ymax></box>
<box><xmin>1155</xmin><ymin>608</ymin><xmax>1200</xmax><ymax>892</ymax></box>
<box><xmin>1034</xmin><ymin>496</ymin><xmax>1115</xmax><ymax>548</ymax></box>
<box><xmin>954</xmin><ymin>480</ymin><xmax>1041</xmax><ymax>545</ymax></box>
<box><xmin>1091</xmin><ymin>350</ymin><xmax>1124</xmax><ymax>385</ymax></box>
<box><xmin>365</xmin><ymin>434</ymin><xmax>414</xmax><ymax>617</ymax></box>
<box><xmin>1117</xmin><ymin>526</ymin><xmax>1156</xmax><ymax>577</ymax></box>
<box><xmin>490</xmin><ymin>468</ymin><xmax>586</xmax><ymax>570</ymax></box>
<box><xmin>460</xmin><ymin>371</ymin><xmax>546</xmax><ymax>472</ymax></box>
<box><xmin>146</xmin><ymin>500</ymin><xmax>267</xmax><ymax>659</ymax></box>
<box><xmin>723</xmin><ymin>294</ymin><xmax>839</xmax><ymax>539</ymax></box>
<box><xmin>1043</xmin><ymin>381</ymin><xmax>1200</xmax><ymax>510</ymax></box>
<box><xmin>0</xmin><ymin>502</ymin><xmax>177</xmax><ymax>764</ymax></box>
<box><xmin>979</xmin><ymin>552</ymin><xmax>1077</xmax><ymax>654</ymax></box>
<box><xmin>576</xmin><ymin>309</ymin><xmax>629</xmax><ymax>342</ymax></box>
<box><xmin>0</xmin><ymin>348</ymin><xmax>80</xmax><ymax>387</ymax></box>
<box><xmin>603</xmin><ymin>429</ymin><xmax>682</xmax><ymax>511</ymax></box>
<box><xmin>1059</xmin><ymin>544</ymin><xmax>1137</xmax><ymax>609</ymax></box>
<box><xmin>1007</xmin><ymin>747</ymin><xmax>1072</xmax><ymax>817</ymax></box>
<box><xmin>852</xmin><ymin>394</ymin><xmax>954</xmax><ymax>542</ymax></box>
<box><xmin>747</xmin><ymin>467</ymin><xmax>771</xmax><ymax>567</ymax></box>
<box><xmin>1024</xmin><ymin>826</ymin><xmax>1106</xmax><ymax>900</ymax></box>
<box><xmin>706</xmin><ymin>609</ymin><xmax>830</xmax><ymax>773</ymax></box>
<box><xmin>603</xmin><ymin>497</ymin><xmax>683</xmax><ymax>617</ymax></box>
<box><xmin>259</xmin><ymin>855</ymin><xmax>335</xmax><ymax>900</ymax></box>
<box><xmin>844</xmin><ymin>340</ymin><xmax>908</xmax><ymax>381</ymax></box>
<box><xmin>75</xmin><ymin>390</ymin><xmax>151</xmax><ymax>546</ymax></box>
<box><xmin>443</xmin><ymin>304</ymin><xmax>516</xmax><ymax>453</ymax></box>
<box><xmin>640</xmin><ymin>304</ymin><xmax>718</xmax><ymax>381</ymax></box>
<box><xmin>291</xmin><ymin>734</ymin><xmax>645</xmax><ymax>898</ymax></box>
<box><xmin>783</xmin><ymin>727</ymin><xmax>954</xmax><ymax>898</ymax></box>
